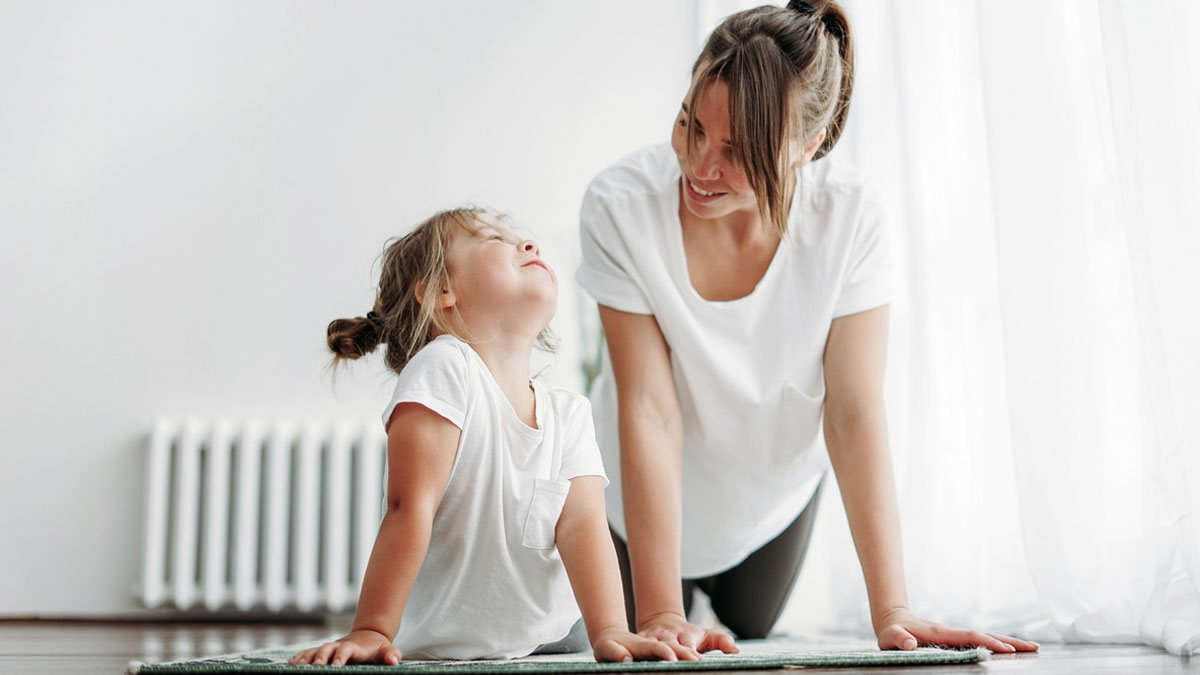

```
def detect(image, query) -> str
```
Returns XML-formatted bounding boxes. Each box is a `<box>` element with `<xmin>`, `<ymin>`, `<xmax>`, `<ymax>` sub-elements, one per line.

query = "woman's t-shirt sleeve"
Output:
<box><xmin>381</xmin><ymin>338</ymin><xmax>470</xmax><ymax>431</ymax></box>
<box><xmin>833</xmin><ymin>185</ymin><xmax>893</xmax><ymax>318</ymax></box>
<box><xmin>576</xmin><ymin>188</ymin><xmax>654</xmax><ymax>315</ymax></box>
<box><xmin>557</xmin><ymin>396</ymin><xmax>609</xmax><ymax>486</ymax></box>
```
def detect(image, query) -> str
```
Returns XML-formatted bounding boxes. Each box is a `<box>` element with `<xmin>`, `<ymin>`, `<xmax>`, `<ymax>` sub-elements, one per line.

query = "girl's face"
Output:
<box><xmin>671</xmin><ymin>75</ymin><xmax>758</xmax><ymax>223</ymax></box>
<box><xmin>442</xmin><ymin>215</ymin><xmax>557</xmax><ymax>338</ymax></box>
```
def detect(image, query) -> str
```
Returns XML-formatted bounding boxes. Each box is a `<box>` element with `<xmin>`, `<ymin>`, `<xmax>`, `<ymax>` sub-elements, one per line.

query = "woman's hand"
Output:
<box><xmin>874</xmin><ymin>607</ymin><xmax>1039</xmax><ymax>653</ymax></box>
<box><xmin>288</xmin><ymin>629</ymin><xmax>402</xmax><ymax>666</ymax></box>
<box><xmin>637</xmin><ymin>611</ymin><xmax>739</xmax><ymax>660</ymax></box>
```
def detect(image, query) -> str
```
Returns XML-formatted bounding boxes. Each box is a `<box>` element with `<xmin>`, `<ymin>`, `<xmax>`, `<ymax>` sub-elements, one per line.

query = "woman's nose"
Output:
<box><xmin>519</xmin><ymin>240</ymin><xmax>539</xmax><ymax>255</ymax></box>
<box><xmin>693</xmin><ymin>141</ymin><xmax>720</xmax><ymax>180</ymax></box>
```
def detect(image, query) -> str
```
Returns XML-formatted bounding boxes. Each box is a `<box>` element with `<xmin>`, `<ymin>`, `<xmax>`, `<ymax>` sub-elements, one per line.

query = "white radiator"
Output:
<box><xmin>139</xmin><ymin>417</ymin><xmax>388</xmax><ymax>613</ymax></box>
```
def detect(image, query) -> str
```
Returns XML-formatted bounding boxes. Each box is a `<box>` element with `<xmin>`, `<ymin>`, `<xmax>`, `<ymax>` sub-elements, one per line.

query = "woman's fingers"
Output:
<box><xmin>877</xmin><ymin>624</ymin><xmax>918</xmax><ymax>651</ymax></box>
<box><xmin>917</xmin><ymin>626</ymin><xmax>1013</xmax><ymax>653</ymax></box>
<box><xmin>987</xmin><ymin>632</ymin><xmax>1039</xmax><ymax>652</ymax></box>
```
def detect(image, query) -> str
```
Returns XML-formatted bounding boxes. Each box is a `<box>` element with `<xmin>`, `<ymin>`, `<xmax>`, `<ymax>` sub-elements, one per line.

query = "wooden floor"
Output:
<box><xmin>0</xmin><ymin>620</ymin><xmax>1196</xmax><ymax>674</ymax></box>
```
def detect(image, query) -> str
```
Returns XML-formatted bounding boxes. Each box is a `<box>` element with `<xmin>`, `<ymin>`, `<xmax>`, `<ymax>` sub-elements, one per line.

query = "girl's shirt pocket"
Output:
<box><xmin>521</xmin><ymin>477</ymin><xmax>572</xmax><ymax>549</ymax></box>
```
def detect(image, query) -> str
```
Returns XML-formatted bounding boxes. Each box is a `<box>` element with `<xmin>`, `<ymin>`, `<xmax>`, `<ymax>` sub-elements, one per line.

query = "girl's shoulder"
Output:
<box><xmin>395</xmin><ymin>335</ymin><xmax>475</xmax><ymax>386</ymax></box>
<box><xmin>535</xmin><ymin>382</ymin><xmax>594</xmax><ymax>424</ymax></box>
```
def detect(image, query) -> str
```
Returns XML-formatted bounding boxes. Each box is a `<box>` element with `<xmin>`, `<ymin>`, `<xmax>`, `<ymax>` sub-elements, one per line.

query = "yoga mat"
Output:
<box><xmin>128</xmin><ymin>638</ymin><xmax>987</xmax><ymax>673</ymax></box>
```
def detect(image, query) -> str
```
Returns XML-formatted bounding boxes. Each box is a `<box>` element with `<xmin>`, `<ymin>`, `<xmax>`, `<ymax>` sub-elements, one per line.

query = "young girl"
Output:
<box><xmin>291</xmin><ymin>208</ymin><xmax>689</xmax><ymax>665</ymax></box>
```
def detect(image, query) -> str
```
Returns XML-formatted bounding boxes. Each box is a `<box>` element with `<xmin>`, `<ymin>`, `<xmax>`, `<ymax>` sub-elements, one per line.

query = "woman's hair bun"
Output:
<box><xmin>786</xmin><ymin>0</ymin><xmax>818</xmax><ymax>14</ymax></box>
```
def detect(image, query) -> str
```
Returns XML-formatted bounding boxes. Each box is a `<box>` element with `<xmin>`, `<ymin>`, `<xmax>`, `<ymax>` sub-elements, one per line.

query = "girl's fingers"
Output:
<box><xmin>382</xmin><ymin>645</ymin><xmax>404</xmax><ymax>664</ymax></box>
<box><xmin>331</xmin><ymin>643</ymin><xmax>350</xmax><ymax>666</ymax></box>
<box><xmin>593</xmin><ymin>640</ymin><xmax>634</xmax><ymax>663</ymax></box>
<box><xmin>666</xmin><ymin>640</ymin><xmax>701</xmax><ymax>661</ymax></box>
<box><xmin>699</xmin><ymin>630</ymin><xmax>738</xmax><ymax>654</ymax></box>
<box><xmin>627</xmin><ymin>638</ymin><xmax>675</xmax><ymax>662</ymax></box>
<box><xmin>311</xmin><ymin>642</ymin><xmax>338</xmax><ymax>665</ymax></box>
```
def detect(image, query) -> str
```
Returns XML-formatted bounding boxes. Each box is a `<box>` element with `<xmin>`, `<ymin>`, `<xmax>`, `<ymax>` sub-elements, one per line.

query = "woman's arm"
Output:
<box><xmin>598</xmin><ymin>306</ymin><xmax>737</xmax><ymax>657</ymax></box>
<box><xmin>823</xmin><ymin>306</ymin><xmax>1036</xmax><ymax>653</ymax></box>
<box><xmin>290</xmin><ymin>403</ymin><xmax>460</xmax><ymax>666</ymax></box>
<box><xmin>556</xmin><ymin>475</ymin><xmax>679</xmax><ymax>662</ymax></box>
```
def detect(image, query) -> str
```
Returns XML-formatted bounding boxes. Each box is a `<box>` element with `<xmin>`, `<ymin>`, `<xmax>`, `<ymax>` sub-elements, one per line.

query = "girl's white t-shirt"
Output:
<box><xmin>577</xmin><ymin>143</ymin><xmax>891</xmax><ymax>578</ymax></box>
<box><xmin>380</xmin><ymin>334</ymin><xmax>608</xmax><ymax>659</ymax></box>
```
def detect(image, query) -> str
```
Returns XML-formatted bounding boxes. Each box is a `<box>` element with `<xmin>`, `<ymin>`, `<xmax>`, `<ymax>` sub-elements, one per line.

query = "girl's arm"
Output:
<box><xmin>555</xmin><ymin>475</ymin><xmax>678</xmax><ymax>662</ymax></box>
<box><xmin>823</xmin><ymin>306</ymin><xmax>1036</xmax><ymax>653</ymax></box>
<box><xmin>597</xmin><ymin>306</ymin><xmax>737</xmax><ymax>657</ymax></box>
<box><xmin>290</xmin><ymin>403</ymin><xmax>460</xmax><ymax>666</ymax></box>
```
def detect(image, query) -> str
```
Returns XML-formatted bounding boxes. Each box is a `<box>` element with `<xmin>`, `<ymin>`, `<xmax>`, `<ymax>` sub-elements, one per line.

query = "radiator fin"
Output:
<box><xmin>140</xmin><ymin>417</ymin><xmax>387</xmax><ymax>612</ymax></box>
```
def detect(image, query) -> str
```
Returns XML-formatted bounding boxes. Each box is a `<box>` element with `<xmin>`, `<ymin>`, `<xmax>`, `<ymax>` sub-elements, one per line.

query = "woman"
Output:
<box><xmin>576</xmin><ymin>0</ymin><xmax>1037</xmax><ymax>656</ymax></box>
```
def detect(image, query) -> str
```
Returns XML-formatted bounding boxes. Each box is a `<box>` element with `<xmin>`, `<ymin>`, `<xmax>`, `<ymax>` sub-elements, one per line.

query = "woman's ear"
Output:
<box><xmin>414</xmin><ymin>282</ymin><xmax>456</xmax><ymax>310</ymax></box>
<box><xmin>792</xmin><ymin>127</ymin><xmax>828</xmax><ymax>167</ymax></box>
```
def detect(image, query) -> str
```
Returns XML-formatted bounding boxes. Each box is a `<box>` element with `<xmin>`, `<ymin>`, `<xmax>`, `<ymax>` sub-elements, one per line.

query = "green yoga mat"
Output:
<box><xmin>127</xmin><ymin>638</ymin><xmax>987</xmax><ymax>673</ymax></box>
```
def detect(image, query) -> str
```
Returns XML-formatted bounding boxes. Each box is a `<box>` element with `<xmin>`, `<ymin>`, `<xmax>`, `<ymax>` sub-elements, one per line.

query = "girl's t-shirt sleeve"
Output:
<box><xmin>833</xmin><ymin>184</ymin><xmax>893</xmax><ymax>318</ymax></box>
<box><xmin>381</xmin><ymin>338</ymin><xmax>471</xmax><ymax>431</ymax></box>
<box><xmin>557</xmin><ymin>396</ymin><xmax>609</xmax><ymax>486</ymax></box>
<box><xmin>576</xmin><ymin>188</ymin><xmax>654</xmax><ymax>315</ymax></box>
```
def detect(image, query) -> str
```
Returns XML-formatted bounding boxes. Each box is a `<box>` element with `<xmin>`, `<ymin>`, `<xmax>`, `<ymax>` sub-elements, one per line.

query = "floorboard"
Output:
<box><xmin>0</xmin><ymin>621</ymin><xmax>1194</xmax><ymax>674</ymax></box>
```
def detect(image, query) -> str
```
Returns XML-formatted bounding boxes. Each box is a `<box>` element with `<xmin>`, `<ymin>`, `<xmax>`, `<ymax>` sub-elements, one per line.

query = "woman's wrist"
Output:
<box><xmin>871</xmin><ymin>605</ymin><xmax>912</xmax><ymax>633</ymax></box>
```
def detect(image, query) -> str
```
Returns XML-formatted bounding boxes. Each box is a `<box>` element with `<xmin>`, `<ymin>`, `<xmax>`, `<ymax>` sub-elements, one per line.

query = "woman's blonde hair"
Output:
<box><xmin>686</xmin><ymin>0</ymin><xmax>854</xmax><ymax>236</ymax></box>
<box><xmin>327</xmin><ymin>207</ymin><xmax>556</xmax><ymax>375</ymax></box>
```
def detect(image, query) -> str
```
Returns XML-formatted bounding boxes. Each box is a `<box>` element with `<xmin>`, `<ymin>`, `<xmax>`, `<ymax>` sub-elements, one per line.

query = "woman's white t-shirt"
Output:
<box><xmin>380</xmin><ymin>335</ymin><xmax>608</xmax><ymax>659</ymax></box>
<box><xmin>577</xmin><ymin>143</ymin><xmax>890</xmax><ymax>578</ymax></box>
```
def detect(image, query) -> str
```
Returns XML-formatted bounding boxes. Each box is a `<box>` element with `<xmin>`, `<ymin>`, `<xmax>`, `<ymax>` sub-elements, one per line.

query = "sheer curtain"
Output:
<box><xmin>702</xmin><ymin>0</ymin><xmax>1200</xmax><ymax>656</ymax></box>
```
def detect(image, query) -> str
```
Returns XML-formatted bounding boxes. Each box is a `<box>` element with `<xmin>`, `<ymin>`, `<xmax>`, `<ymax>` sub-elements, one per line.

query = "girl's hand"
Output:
<box><xmin>874</xmin><ymin>607</ymin><xmax>1039</xmax><ymax>654</ymax></box>
<box><xmin>288</xmin><ymin>629</ymin><xmax>402</xmax><ymax>666</ymax></box>
<box><xmin>592</xmin><ymin>627</ymin><xmax>684</xmax><ymax>663</ymax></box>
<box><xmin>636</xmin><ymin>611</ymin><xmax>739</xmax><ymax>660</ymax></box>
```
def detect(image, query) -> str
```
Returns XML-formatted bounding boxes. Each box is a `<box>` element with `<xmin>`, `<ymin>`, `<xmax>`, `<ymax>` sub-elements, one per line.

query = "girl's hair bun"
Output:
<box><xmin>326</xmin><ymin>315</ymin><xmax>383</xmax><ymax>360</ymax></box>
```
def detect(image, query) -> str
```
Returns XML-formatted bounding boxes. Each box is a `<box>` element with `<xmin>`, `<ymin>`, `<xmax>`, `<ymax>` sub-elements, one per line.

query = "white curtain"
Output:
<box><xmin>703</xmin><ymin>0</ymin><xmax>1200</xmax><ymax>655</ymax></box>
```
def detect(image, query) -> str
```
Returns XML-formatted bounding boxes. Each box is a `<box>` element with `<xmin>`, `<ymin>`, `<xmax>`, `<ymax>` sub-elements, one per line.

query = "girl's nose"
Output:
<box><xmin>519</xmin><ymin>240</ymin><xmax>539</xmax><ymax>255</ymax></box>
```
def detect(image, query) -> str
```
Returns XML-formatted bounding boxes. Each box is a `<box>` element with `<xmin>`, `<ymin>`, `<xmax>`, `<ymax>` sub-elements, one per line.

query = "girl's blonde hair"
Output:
<box><xmin>327</xmin><ymin>207</ymin><xmax>556</xmax><ymax>375</ymax></box>
<box><xmin>686</xmin><ymin>0</ymin><xmax>854</xmax><ymax>236</ymax></box>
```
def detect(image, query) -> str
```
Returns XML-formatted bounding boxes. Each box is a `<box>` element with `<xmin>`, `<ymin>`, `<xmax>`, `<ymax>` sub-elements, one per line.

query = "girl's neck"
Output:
<box><xmin>469</xmin><ymin>334</ymin><xmax>538</xmax><ymax>428</ymax></box>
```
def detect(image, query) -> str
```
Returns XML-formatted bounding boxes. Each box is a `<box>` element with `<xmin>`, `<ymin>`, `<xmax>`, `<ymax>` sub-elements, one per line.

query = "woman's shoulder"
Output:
<box><xmin>583</xmin><ymin>142</ymin><xmax>678</xmax><ymax>209</ymax></box>
<box><xmin>803</xmin><ymin>156</ymin><xmax>875</xmax><ymax>199</ymax></box>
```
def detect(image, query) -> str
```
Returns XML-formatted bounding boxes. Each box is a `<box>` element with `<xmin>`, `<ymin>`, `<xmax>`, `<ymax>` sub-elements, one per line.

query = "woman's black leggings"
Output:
<box><xmin>609</xmin><ymin>481</ymin><xmax>823</xmax><ymax>640</ymax></box>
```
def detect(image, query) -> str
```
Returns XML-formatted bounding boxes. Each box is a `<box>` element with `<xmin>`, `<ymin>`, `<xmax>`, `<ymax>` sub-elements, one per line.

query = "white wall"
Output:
<box><xmin>0</xmin><ymin>1</ymin><xmax>697</xmax><ymax>616</ymax></box>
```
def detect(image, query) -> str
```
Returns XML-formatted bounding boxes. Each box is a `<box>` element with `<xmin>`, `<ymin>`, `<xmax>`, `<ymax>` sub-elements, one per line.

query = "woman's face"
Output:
<box><xmin>671</xmin><ymin>75</ymin><xmax>758</xmax><ymax>223</ymax></box>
